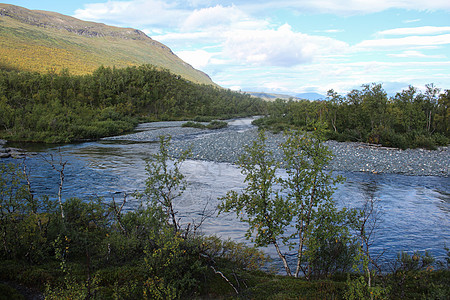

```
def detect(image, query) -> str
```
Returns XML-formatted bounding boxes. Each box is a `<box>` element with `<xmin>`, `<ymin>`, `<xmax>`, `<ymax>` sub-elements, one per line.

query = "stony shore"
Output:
<box><xmin>0</xmin><ymin>139</ymin><xmax>30</xmax><ymax>159</ymax></box>
<box><xmin>166</xmin><ymin>128</ymin><xmax>449</xmax><ymax>177</ymax></box>
<box><xmin>3</xmin><ymin>122</ymin><xmax>449</xmax><ymax>177</ymax></box>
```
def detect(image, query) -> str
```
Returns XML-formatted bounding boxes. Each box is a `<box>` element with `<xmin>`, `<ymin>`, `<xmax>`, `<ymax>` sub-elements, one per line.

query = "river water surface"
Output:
<box><xmin>4</xmin><ymin>118</ymin><xmax>449</xmax><ymax>269</ymax></box>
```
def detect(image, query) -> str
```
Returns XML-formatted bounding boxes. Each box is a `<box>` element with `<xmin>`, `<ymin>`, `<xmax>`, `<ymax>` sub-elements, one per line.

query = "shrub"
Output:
<box><xmin>413</xmin><ymin>134</ymin><xmax>437</xmax><ymax>150</ymax></box>
<box><xmin>206</xmin><ymin>120</ymin><xmax>228</xmax><ymax>129</ymax></box>
<box><xmin>432</xmin><ymin>133</ymin><xmax>449</xmax><ymax>147</ymax></box>
<box><xmin>182</xmin><ymin>121</ymin><xmax>206</xmax><ymax>129</ymax></box>
<box><xmin>182</xmin><ymin>120</ymin><xmax>228</xmax><ymax>130</ymax></box>
<box><xmin>193</xmin><ymin>116</ymin><xmax>214</xmax><ymax>122</ymax></box>
<box><xmin>0</xmin><ymin>283</ymin><xmax>24</xmax><ymax>300</ymax></box>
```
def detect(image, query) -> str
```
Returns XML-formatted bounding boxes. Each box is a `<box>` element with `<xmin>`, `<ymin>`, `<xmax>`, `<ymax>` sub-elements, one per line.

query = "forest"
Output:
<box><xmin>0</xmin><ymin>65</ymin><xmax>266</xmax><ymax>143</ymax></box>
<box><xmin>1</xmin><ymin>65</ymin><xmax>448</xmax><ymax>149</ymax></box>
<box><xmin>256</xmin><ymin>83</ymin><xmax>449</xmax><ymax>149</ymax></box>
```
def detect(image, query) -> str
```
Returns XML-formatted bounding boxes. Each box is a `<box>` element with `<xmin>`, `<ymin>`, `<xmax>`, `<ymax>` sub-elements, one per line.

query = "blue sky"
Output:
<box><xmin>7</xmin><ymin>1</ymin><xmax>450</xmax><ymax>95</ymax></box>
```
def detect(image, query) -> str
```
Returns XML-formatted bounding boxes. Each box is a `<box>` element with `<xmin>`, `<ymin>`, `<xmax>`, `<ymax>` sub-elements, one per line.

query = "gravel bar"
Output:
<box><xmin>170</xmin><ymin>128</ymin><xmax>449</xmax><ymax>177</ymax></box>
<box><xmin>104</xmin><ymin>123</ymin><xmax>449</xmax><ymax>177</ymax></box>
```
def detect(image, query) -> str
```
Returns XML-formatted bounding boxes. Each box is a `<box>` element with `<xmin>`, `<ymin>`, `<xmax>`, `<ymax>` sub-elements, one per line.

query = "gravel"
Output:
<box><xmin>170</xmin><ymin>129</ymin><xmax>449</xmax><ymax>177</ymax></box>
<box><xmin>103</xmin><ymin>122</ymin><xmax>449</xmax><ymax>177</ymax></box>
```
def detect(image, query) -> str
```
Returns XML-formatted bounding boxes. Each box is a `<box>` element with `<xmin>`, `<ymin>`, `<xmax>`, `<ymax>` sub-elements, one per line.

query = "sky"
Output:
<box><xmin>6</xmin><ymin>1</ymin><xmax>450</xmax><ymax>96</ymax></box>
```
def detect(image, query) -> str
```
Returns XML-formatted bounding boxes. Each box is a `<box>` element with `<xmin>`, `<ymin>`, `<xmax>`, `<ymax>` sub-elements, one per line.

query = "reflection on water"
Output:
<box><xmin>3</xmin><ymin>119</ymin><xmax>449</xmax><ymax>267</ymax></box>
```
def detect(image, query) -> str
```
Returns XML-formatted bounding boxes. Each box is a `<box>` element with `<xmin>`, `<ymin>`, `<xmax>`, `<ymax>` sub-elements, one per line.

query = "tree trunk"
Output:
<box><xmin>273</xmin><ymin>241</ymin><xmax>292</xmax><ymax>276</ymax></box>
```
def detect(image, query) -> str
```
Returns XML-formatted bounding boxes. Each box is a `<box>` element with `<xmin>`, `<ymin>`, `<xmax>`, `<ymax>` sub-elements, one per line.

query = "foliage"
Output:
<box><xmin>142</xmin><ymin>135</ymin><xmax>191</xmax><ymax>233</ymax></box>
<box><xmin>0</xmin><ymin>66</ymin><xmax>266</xmax><ymax>143</ymax></box>
<box><xmin>206</xmin><ymin>120</ymin><xmax>228</xmax><ymax>129</ymax></box>
<box><xmin>280</xmin><ymin>129</ymin><xmax>354</xmax><ymax>279</ymax></box>
<box><xmin>256</xmin><ymin>83</ymin><xmax>449</xmax><ymax>149</ymax></box>
<box><xmin>394</xmin><ymin>251</ymin><xmax>435</xmax><ymax>272</ymax></box>
<box><xmin>345</xmin><ymin>274</ymin><xmax>389</xmax><ymax>300</ymax></box>
<box><xmin>0</xmin><ymin>158</ymin><xmax>272</xmax><ymax>299</ymax></box>
<box><xmin>182</xmin><ymin>120</ymin><xmax>228</xmax><ymax>130</ymax></box>
<box><xmin>0</xmin><ymin>283</ymin><xmax>25</xmax><ymax>300</ymax></box>
<box><xmin>182</xmin><ymin>121</ymin><xmax>207</xmax><ymax>129</ymax></box>
<box><xmin>219</xmin><ymin>129</ymin><xmax>355</xmax><ymax>278</ymax></box>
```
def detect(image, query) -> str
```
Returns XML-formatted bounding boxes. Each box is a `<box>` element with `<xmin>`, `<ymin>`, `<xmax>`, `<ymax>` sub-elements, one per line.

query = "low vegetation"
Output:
<box><xmin>182</xmin><ymin>120</ymin><xmax>228</xmax><ymax>130</ymax></box>
<box><xmin>1</xmin><ymin>133</ymin><xmax>449</xmax><ymax>299</ymax></box>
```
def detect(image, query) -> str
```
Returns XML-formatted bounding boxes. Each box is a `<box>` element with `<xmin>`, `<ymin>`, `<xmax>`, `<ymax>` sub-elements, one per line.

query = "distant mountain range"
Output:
<box><xmin>0</xmin><ymin>3</ymin><xmax>213</xmax><ymax>85</ymax></box>
<box><xmin>248</xmin><ymin>92</ymin><xmax>325</xmax><ymax>101</ymax></box>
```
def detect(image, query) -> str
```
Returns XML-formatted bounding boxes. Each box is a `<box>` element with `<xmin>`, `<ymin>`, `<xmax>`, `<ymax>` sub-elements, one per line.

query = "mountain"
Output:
<box><xmin>293</xmin><ymin>92</ymin><xmax>325</xmax><ymax>100</ymax></box>
<box><xmin>0</xmin><ymin>3</ymin><xmax>213</xmax><ymax>85</ymax></box>
<box><xmin>248</xmin><ymin>92</ymin><xmax>325</xmax><ymax>101</ymax></box>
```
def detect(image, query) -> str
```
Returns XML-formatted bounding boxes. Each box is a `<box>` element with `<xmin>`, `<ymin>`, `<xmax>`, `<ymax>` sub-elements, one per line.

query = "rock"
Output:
<box><xmin>0</xmin><ymin>152</ymin><xmax>11</xmax><ymax>158</ymax></box>
<box><xmin>0</xmin><ymin>146</ymin><xmax>27</xmax><ymax>159</ymax></box>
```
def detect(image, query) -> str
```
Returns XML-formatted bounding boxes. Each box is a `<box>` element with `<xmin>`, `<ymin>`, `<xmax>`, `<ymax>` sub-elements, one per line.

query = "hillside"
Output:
<box><xmin>0</xmin><ymin>3</ymin><xmax>213</xmax><ymax>85</ymax></box>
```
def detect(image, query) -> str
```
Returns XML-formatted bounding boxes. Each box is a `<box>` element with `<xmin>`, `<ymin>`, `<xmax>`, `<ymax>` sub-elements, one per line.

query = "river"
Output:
<box><xmin>3</xmin><ymin>118</ymin><xmax>449</xmax><ymax>270</ymax></box>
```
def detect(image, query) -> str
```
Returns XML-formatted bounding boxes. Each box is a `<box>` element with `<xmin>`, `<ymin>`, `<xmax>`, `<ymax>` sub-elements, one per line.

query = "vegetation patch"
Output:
<box><xmin>254</xmin><ymin>84</ymin><xmax>449</xmax><ymax>149</ymax></box>
<box><xmin>182</xmin><ymin>120</ymin><xmax>228</xmax><ymax>130</ymax></box>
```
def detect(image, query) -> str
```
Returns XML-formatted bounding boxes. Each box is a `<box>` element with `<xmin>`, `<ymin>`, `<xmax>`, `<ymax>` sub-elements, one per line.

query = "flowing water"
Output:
<box><xmin>4</xmin><ymin>118</ymin><xmax>449</xmax><ymax>270</ymax></box>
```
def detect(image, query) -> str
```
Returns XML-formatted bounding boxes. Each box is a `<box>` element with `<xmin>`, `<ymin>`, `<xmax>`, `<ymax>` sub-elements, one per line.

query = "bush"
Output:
<box><xmin>338</xmin><ymin>129</ymin><xmax>364</xmax><ymax>142</ymax></box>
<box><xmin>413</xmin><ymin>134</ymin><xmax>437</xmax><ymax>150</ymax></box>
<box><xmin>182</xmin><ymin>121</ymin><xmax>206</xmax><ymax>129</ymax></box>
<box><xmin>0</xmin><ymin>283</ymin><xmax>24</xmax><ymax>300</ymax></box>
<box><xmin>432</xmin><ymin>133</ymin><xmax>449</xmax><ymax>147</ymax></box>
<box><xmin>182</xmin><ymin>120</ymin><xmax>228</xmax><ymax>130</ymax></box>
<box><xmin>193</xmin><ymin>116</ymin><xmax>215</xmax><ymax>122</ymax></box>
<box><xmin>206</xmin><ymin>120</ymin><xmax>228</xmax><ymax>129</ymax></box>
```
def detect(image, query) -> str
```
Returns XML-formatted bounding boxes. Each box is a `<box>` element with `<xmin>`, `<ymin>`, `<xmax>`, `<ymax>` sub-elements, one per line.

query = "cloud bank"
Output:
<box><xmin>73</xmin><ymin>0</ymin><xmax>450</xmax><ymax>94</ymax></box>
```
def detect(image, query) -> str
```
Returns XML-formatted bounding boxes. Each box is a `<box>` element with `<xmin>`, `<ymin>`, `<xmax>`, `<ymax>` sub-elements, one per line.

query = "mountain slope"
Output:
<box><xmin>0</xmin><ymin>3</ymin><xmax>213</xmax><ymax>85</ymax></box>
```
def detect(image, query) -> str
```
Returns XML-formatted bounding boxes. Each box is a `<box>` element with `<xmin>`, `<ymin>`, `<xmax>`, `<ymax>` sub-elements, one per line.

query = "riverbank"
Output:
<box><xmin>3</xmin><ymin>120</ymin><xmax>449</xmax><ymax>177</ymax></box>
<box><xmin>165</xmin><ymin>128</ymin><xmax>449</xmax><ymax>177</ymax></box>
<box><xmin>0</xmin><ymin>139</ymin><xmax>28</xmax><ymax>159</ymax></box>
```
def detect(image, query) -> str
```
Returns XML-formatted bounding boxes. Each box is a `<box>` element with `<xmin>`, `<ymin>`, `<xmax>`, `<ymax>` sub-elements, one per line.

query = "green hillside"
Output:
<box><xmin>0</xmin><ymin>3</ymin><xmax>214</xmax><ymax>85</ymax></box>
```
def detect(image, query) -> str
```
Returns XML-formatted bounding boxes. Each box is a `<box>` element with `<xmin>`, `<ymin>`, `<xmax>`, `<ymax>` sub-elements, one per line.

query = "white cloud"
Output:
<box><xmin>74</xmin><ymin>0</ymin><xmax>188</xmax><ymax>27</ymax></box>
<box><xmin>403</xmin><ymin>19</ymin><xmax>421</xmax><ymax>24</ymax></box>
<box><xmin>388</xmin><ymin>50</ymin><xmax>445</xmax><ymax>58</ymax></box>
<box><xmin>73</xmin><ymin>0</ymin><xmax>450</xmax><ymax>29</ymax></box>
<box><xmin>224</xmin><ymin>24</ymin><xmax>349</xmax><ymax>67</ymax></box>
<box><xmin>182</xmin><ymin>5</ymin><xmax>246</xmax><ymax>30</ymax></box>
<box><xmin>153</xmin><ymin>31</ymin><xmax>220</xmax><ymax>43</ymax></box>
<box><xmin>356</xmin><ymin>34</ymin><xmax>450</xmax><ymax>49</ymax></box>
<box><xmin>323</xmin><ymin>29</ymin><xmax>344</xmax><ymax>33</ymax></box>
<box><xmin>211</xmin><ymin>59</ymin><xmax>450</xmax><ymax>95</ymax></box>
<box><xmin>251</xmin><ymin>0</ymin><xmax>450</xmax><ymax>15</ymax></box>
<box><xmin>70</xmin><ymin>0</ymin><xmax>450</xmax><ymax>95</ymax></box>
<box><xmin>176</xmin><ymin>50</ymin><xmax>215</xmax><ymax>68</ymax></box>
<box><xmin>378</xmin><ymin>26</ymin><xmax>450</xmax><ymax>36</ymax></box>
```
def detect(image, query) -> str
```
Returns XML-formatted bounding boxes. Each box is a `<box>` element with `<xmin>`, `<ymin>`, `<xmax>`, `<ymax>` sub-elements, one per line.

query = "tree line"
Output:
<box><xmin>255</xmin><ymin>83</ymin><xmax>449</xmax><ymax>149</ymax></box>
<box><xmin>0</xmin><ymin>65</ymin><xmax>267</xmax><ymax>143</ymax></box>
<box><xmin>1</xmin><ymin>65</ymin><xmax>448</xmax><ymax>149</ymax></box>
